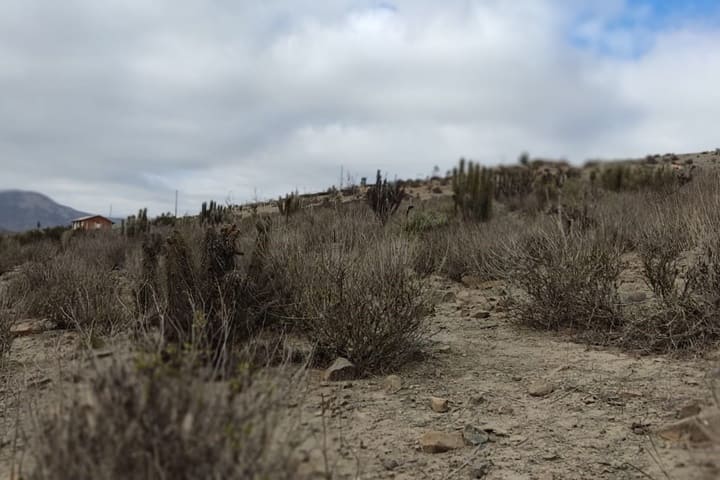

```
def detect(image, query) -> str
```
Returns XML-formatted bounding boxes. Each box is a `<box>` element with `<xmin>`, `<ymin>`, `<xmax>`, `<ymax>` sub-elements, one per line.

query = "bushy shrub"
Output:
<box><xmin>287</xmin><ymin>238</ymin><xmax>431</xmax><ymax>374</ymax></box>
<box><xmin>29</xmin><ymin>362</ymin><xmax>301</xmax><ymax>480</ymax></box>
<box><xmin>625</xmin><ymin>233</ymin><xmax>720</xmax><ymax>353</ymax></box>
<box><xmin>507</xmin><ymin>226</ymin><xmax>625</xmax><ymax>342</ymax></box>
<box><xmin>598</xmin><ymin>164</ymin><xmax>684</xmax><ymax>193</ymax></box>
<box><xmin>8</xmin><ymin>252</ymin><xmax>130</xmax><ymax>338</ymax></box>
<box><xmin>404</xmin><ymin>210</ymin><xmax>449</xmax><ymax>235</ymax></box>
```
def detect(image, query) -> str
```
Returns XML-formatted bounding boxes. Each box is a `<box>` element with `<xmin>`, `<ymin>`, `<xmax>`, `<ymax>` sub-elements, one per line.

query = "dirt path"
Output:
<box><xmin>296</xmin><ymin>277</ymin><xmax>720</xmax><ymax>479</ymax></box>
<box><xmin>1</xmin><ymin>276</ymin><xmax>719</xmax><ymax>479</ymax></box>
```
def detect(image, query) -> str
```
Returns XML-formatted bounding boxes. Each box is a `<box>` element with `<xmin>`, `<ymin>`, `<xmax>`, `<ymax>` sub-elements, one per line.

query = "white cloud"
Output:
<box><xmin>0</xmin><ymin>0</ymin><xmax>718</xmax><ymax>215</ymax></box>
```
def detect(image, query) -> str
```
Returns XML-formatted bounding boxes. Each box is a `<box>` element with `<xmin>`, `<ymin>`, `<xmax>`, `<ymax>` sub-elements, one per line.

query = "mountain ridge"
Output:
<box><xmin>0</xmin><ymin>190</ymin><xmax>91</xmax><ymax>232</ymax></box>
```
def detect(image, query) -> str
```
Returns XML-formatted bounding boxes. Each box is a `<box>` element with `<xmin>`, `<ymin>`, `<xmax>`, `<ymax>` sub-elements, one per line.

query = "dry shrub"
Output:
<box><xmin>29</xmin><ymin>361</ymin><xmax>302</xmax><ymax>480</ymax></box>
<box><xmin>507</xmin><ymin>226</ymin><xmax>625</xmax><ymax>342</ymax></box>
<box><xmin>636</xmin><ymin>208</ymin><xmax>690</xmax><ymax>300</ymax></box>
<box><xmin>0</xmin><ymin>302</ymin><xmax>11</xmax><ymax>365</ymax></box>
<box><xmin>0</xmin><ymin>237</ymin><xmax>58</xmax><ymax>275</ymax></box>
<box><xmin>285</xmin><ymin>236</ymin><xmax>431</xmax><ymax>375</ymax></box>
<box><xmin>625</xmin><ymin>234</ymin><xmax>720</xmax><ymax>353</ymax></box>
<box><xmin>412</xmin><ymin>216</ymin><xmax>526</xmax><ymax>282</ymax></box>
<box><xmin>8</xmin><ymin>252</ymin><xmax>130</xmax><ymax>337</ymax></box>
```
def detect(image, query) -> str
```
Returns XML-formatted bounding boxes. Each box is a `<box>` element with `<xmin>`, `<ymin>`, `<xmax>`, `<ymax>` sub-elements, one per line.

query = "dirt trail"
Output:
<box><xmin>296</xmin><ymin>277</ymin><xmax>720</xmax><ymax>479</ymax></box>
<box><xmin>1</xmin><ymin>276</ymin><xmax>719</xmax><ymax>479</ymax></box>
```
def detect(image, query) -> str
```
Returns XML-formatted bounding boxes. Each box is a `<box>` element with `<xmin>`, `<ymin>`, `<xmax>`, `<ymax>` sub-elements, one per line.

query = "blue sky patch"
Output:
<box><xmin>569</xmin><ymin>0</ymin><xmax>720</xmax><ymax>58</ymax></box>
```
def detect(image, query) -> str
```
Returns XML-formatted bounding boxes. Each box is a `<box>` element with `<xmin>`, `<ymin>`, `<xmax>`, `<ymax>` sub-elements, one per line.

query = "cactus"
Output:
<box><xmin>277</xmin><ymin>191</ymin><xmax>301</xmax><ymax>222</ymax></box>
<box><xmin>366</xmin><ymin>170</ymin><xmax>405</xmax><ymax>224</ymax></box>
<box><xmin>451</xmin><ymin>158</ymin><xmax>493</xmax><ymax>222</ymax></box>
<box><xmin>199</xmin><ymin>200</ymin><xmax>228</xmax><ymax>225</ymax></box>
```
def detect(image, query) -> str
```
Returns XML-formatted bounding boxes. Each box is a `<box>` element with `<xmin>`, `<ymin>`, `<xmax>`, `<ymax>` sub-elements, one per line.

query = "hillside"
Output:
<box><xmin>0</xmin><ymin>190</ymin><xmax>90</xmax><ymax>232</ymax></box>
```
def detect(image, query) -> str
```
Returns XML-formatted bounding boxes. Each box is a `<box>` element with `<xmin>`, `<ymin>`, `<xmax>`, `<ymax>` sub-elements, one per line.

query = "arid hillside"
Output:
<box><xmin>1</xmin><ymin>151</ymin><xmax>720</xmax><ymax>479</ymax></box>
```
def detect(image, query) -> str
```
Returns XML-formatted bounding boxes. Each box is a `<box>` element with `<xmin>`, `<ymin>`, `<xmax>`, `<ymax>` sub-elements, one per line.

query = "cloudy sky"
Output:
<box><xmin>1</xmin><ymin>0</ymin><xmax>719</xmax><ymax>216</ymax></box>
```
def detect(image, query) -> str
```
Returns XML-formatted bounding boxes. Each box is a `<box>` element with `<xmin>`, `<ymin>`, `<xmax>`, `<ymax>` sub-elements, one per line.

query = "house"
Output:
<box><xmin>71</xmin><ymin>215</ymin><xmax>114</xmax><ymax>231</ymax></box>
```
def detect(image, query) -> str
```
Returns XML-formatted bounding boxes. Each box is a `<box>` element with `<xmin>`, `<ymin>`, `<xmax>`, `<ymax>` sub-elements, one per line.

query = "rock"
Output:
<box><xmin>657</xmin><ymin>408</ymin><xmax>720</xmax><ymax>444</ymax></box>
<box><xmin>419</xmin><ymin>431</ymin><xmax>465</xmax><ymax>453</ymax></box>
<box><xmin>677</xmin><ymin>402</ymin><xmax>702</xmax><ymax>419</ymax></box>
<box><xmin>442</xmin><ymin>292</ymin><xmax>457</xmax><ymax>303</ymax></box>
<box><xmin>384</xmin><ymin>375</ymin><xmax>403</xmax><ymax>394</ymax></box>
<box><xmin>463</xmin><ymin>425</ymin><xmax>490</xmax><ymax>446</ymax></box>
<box><xmin>28</xmin><ymin>377</ymin><xmax>52</xmax><ymax>389</ymax></box>
<box><xmin>473</xmin><ymin>311</ymin><xmax>491</xmax><ymax>319</ymax></box>
<box><xmin>623</xmin><ymin>291</ymin><xmax>647</xmax><ymax>304</ymax></box>
<box><xmin>430</xmin><ymin>396</ymin><xmax>450</xmax><ymax>413</ymax></box>
<box><xmin>10</xmin><ymin>319</ymin><xmax>56</xmax><ymax>337</ymax></box>
<box><xmin>528</xmin><ymin>381</ymin><xmax>555</xmax><ymax>397</ymax></box>
<box><xmin>497</xmin><ymin>405</ymin><xmax>514</xmax><ymax>415</ymax></box>
<box><xmin>382</xmin><ymin>458</ymin><xmax>399</xmax><ymax>471</ymax></box>
<box><xmin>461</xmin><ymin>275</ymin><xmax>482</xmax><ymax>288</ymax></box>
<box><xmin>468</xmin><ymin>460</ymin><xmax>493</xmax><ymax>478</ymax></box>
<box><xmin>322</xmin><ymin>358</ymin><xmax>357</xmax><ymax>382</ymax></box>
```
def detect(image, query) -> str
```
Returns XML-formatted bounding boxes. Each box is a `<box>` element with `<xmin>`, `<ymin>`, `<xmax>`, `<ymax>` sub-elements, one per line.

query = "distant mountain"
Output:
<box><xmin>0</xmin><ymin>190</ymin><xmax>91</xmax><ymax>232</ymax></box>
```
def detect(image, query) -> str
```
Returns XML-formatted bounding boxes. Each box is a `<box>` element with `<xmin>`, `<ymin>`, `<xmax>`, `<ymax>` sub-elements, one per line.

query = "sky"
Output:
<box><xmin>1</xmin><ymin>0</ymin><xmax>720</xmax><ymax>216</ymax></box>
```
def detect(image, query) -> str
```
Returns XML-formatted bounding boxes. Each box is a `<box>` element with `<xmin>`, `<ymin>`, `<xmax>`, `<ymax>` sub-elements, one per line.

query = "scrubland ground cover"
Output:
<box><xmin>1</xmin><ymin>152</ymin><xmax>720</xmax><ymax>479</ymax></box>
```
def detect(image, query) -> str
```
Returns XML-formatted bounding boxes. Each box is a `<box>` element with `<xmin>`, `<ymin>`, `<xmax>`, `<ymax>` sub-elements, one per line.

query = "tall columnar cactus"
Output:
<box><xmin>278</xmin><ymin>191</ymin><xmax>302</xmax><ymax>222</ymax></box>
<box><xmin>199</xmin><ymin>200</ymin><xmax>227</xmax><ymax>225</ymax></box>
<box><xmin>366</xmin><ymin>170</ymin><xmax>405</xmax><ymax>225</ymax></box>
<box><xmin>451</xmin><ymin>158</ymin><xmax>493</xmax><ymax>222</ymax></box>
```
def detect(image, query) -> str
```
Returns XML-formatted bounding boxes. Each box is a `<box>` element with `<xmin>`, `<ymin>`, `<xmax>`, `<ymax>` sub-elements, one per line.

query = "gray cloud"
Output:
<box><xmin>1</xmin><ymin>0</ymin><xmax>718</xmax><ymax>216</ymax></box>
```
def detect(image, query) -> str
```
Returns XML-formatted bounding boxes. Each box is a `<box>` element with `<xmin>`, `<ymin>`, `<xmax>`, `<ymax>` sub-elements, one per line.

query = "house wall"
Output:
<box><xmin>73</xmin><ymin>217</ymin><xmax>113</xmax><ymax>230</ymax></box>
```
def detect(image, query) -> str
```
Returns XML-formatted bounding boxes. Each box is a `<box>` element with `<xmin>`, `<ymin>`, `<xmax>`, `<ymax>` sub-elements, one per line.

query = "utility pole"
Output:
<box><xmin>340</xmin><ymin>166</ymin><xmax>344</xmax><ymax>189</ymax></box>
<box><xmin>174</xmin><ymin>190</ymin><xmax>178</xmax><ymax>218</ymax></box>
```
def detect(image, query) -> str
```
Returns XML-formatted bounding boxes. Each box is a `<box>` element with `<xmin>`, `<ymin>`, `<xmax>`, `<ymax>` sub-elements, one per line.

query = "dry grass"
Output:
<box><xmin>29</xmin><ymin>360</ymin><xmax>304</xmax><ymax>480</ymax></box>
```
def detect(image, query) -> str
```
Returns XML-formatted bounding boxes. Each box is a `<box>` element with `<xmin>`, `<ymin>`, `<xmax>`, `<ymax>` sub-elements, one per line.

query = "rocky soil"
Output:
<box><xmin>2</xmin><ymin>273</ymin><xmax>720</xmax><ymax>479</ymax></box>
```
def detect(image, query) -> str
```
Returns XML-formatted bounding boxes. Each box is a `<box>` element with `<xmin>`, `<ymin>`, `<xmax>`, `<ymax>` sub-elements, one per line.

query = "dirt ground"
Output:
<box><xmin>2</xmin><ymin>271</ymin><xmax>719</xmax><ymax>480</ymax></box>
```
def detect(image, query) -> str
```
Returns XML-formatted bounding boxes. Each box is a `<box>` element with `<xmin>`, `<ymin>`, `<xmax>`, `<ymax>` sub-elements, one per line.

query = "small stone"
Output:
<box><xmin>677</xmin><ymin>402</ymin><xmax>702</xmax><ymax>420</ymax></box>
<box><xmin>322</xmin><ymin>358</ymin><xmax>357</xmax><ymax>382</ymax></box>
<box><xmin>10</xmin><ymin>319</ymin><xmax>56</xmax><ymax>337</ymax></box>
<box><xmin>461</xmin><ymin>275</ymin><xmax>482</xmax><ymax>288</ymax></box>
<box><xmin>463</xmin><ymin>425</ymin><xmax>490</xmax><ymax>446</ymax></box>
<box><xmin>657</xmin><ymin>408</ymin><xmax>720</xmax><ymax>444</ymax></box>
<box><xmin>542</xmin><ymin>452</ymin><xmax>560</xmax><ymax>461</ymax></box>
<box><xmin>528</xmin><ymin>381</ymin><xmax>555</xmax><ymax>397</ymax></box>
<box><xmin>473</xmin><ymin>311</ymin><xmax>491</xmax><ymax>319</ymax></box>
<box><xmin>382</xmin><ymin>459</ymin><xmax>400</xmax><ymax>471</ymax></box>
<box><xmin>442</xmin><ymin>292</ymin><xmax>457</xmax><ymax>303</ymax></box>
<box><xmin>498</xmin><ymin>405</ymin><xmax>514</xmax><ymax>415</ymax></box>
<box><xmin>420</xmin><ymin>431</ymin><xmax>465</xmax><ymax>453</ymax></box>
<box><xmin>384</xmin><ymin>375</ymin><xmax>403</xmax><ymax>394</ymax></box>
<box><xmin>28</xmin><ymin>377</ymin><xmax>52</xmax><ymax>389</ymax></box>
<box><xmin>430</xmin><ymin>396</ymin><xmax>450</xmax><ymax>413</ymax></box>
<box><xmin>468</xmin><ymin>460</ymin><xmax>493</xmax><ymax>478</ymax></box>
<box><xmin>623</xmin><ymin>291</ymin><xmax>647</xmax><ymax>304</ymax></box>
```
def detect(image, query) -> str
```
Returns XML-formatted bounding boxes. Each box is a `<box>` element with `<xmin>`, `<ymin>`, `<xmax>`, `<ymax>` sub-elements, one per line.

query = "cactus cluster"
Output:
<box><xmin>494</xmin><ymin>166</ymin><xmax>534</xmax><ymax>200</ymax></box>
<box><xmin>451</xmin><ymin>158</ymin><xmax>493</xmax><ymax>222</ymax></box>
<box><xmin>124</xmin><ymin>208</ymin><xmax>149</xmax><ymax>237</ymax></box>
<box><xmin>596</xmin><ymin>164</ymin><xmax>688</xmax><ymax>192</ymax></box>
<box><xmin>277</xmin><ymin>191</ymin><xmax>302</xmax><ymax>221</ymax></box>
<box><xmin>366</xmin><ymin>170</ymin><xmax>405</xmax><ymax>224</ymax></box>
<box><xmin>200</xmin><ymin>200</ymin><xmax>228</xmax><ymax>225</ymax></box>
